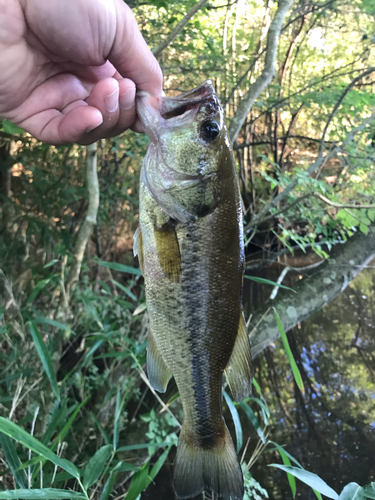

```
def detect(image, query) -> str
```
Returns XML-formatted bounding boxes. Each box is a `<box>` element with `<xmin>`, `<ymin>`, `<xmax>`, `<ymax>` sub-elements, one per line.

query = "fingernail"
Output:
<box><xmin>104</xmin><ymin>88</ymin><xmax>119</xmax><ymax>113</ymax></box>
<box><xmin>120</xmin><ymin>89</ymin><xmax>135</xmax><ymax>111</ymax></box>
<box><xmin>85</xmin><ymin>115</ymin><xmax>103</xmax><ymax>133</ymax></box>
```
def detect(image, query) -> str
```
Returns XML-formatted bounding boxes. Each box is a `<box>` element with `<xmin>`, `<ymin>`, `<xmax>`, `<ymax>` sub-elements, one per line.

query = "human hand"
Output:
<box><xmin>0</xmin><ymin>0</ymin><xmax>163</xmax><ymax>145</ymax></box>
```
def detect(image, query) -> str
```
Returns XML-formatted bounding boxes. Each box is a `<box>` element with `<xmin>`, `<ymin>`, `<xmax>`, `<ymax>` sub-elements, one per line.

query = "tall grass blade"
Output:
<box><xmin>28</xmin><ymin>322</ymin><xmax>60</xmax><ymax>401</ymax></box>
<box><xmin>269</xmin><ymin>464</ymin><xmax>338</xmax><ymax>499</ymax></box>
<box><xmin>124</xmin><ymin>463</ymin><xmax>150</xmax><ymax>500</ymax></box>
<box><xmin>146</xmin><ymin>446</ymin><xmax>171</xmax><ymax>488</ymax></box>
<box><xmin>273</xmin><ymin>308</ymin><xmax>305</xmax><ymax>394</ymax></box>
<box><xmin>0</xmin><ymin>418</ymin><xmax>80</xmax><ymax>479</ymax></box>
<box><xmin>0</xmin><ymin>489</ymin><xmax>86</xmax><ymax>499</ymax></box>
<box><xmin>97</xmin><ymin>260</ymin><xmax>142</xmax><ymax>276</ymax></box>
<box><xmin>26</xmin><ymin>278</ymin><xmax>53</xmax><ymax>305</ymax></box>
<box><xmin>275</xmin><ymin>444</ymin><xmax>296</xmax><ymax>498</ymax></box>
<box><xmin>91</xmin><ymin>413</ymin><xmax>110</xmax><ymax>445</ymax></box>
<box><xmin>99</xmin><ymin>472</ymin><xmax>118</xmax><ymax>500</ymax></box>
<box><xmin>0</xmin><ymin>434</ymin><xmax>27</xmax><ymax>488</ymax></box>
<box><xmin>244</xmin><ymin>275</ymin><xmax>295</xmax><ymax>292</ymax></box>
<box><xmin>223</xmin><ymin>391</ymin><xmax>243</xmax><ymax>453</ymax></box>
<box><xmin>83</xmin><ymin>444</ymin><xmax>113</xmax><ymax>489</ymax></box>
<box><xmin>239</xmin><ymin>402</ymin><xmax>266</xmax><ymax>443</ymax></box>
<box><xmin>113</xmin><ymin>389</ymin><xmax>122</xmax><ymax>451</ymax></box>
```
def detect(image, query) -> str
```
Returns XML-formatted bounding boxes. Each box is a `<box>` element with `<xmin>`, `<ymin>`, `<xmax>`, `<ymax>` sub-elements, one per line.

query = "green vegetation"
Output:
<box><xmin>1</xmin><ymin>0</ymin><xmax>375</xmax><ymax>498</ymax></box>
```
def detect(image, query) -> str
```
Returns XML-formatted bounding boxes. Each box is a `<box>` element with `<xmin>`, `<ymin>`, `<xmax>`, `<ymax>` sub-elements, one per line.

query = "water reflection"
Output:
<box><xmin>248</xmin><ymin>258</ymin><xmax>375</xmax><ymax>499</ymax></box>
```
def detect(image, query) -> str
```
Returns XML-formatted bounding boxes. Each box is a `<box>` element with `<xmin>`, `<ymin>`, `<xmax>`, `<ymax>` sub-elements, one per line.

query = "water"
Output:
<box><xmin>246</xmin><ymin>257</ymin><xmax>375</xmax><ymax>499</ymax></box>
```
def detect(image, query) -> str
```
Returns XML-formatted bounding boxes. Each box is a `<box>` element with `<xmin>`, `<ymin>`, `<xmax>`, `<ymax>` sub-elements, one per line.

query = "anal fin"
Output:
<box><xmin>224</xmin><ymin>312</ymin><xmax>252</xmax><ymax>402</ymax></box>
<box><xmin>147</xmin><ymin>329</ymin><xmax>171</xmax><ymax>393</ymax></box>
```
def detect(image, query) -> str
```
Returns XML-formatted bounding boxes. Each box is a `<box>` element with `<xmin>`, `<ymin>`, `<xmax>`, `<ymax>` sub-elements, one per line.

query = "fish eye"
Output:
<box><xmin>200</xmin><ymin>121</ymin><xmax>220</xmax><ymax>142</ymax></box>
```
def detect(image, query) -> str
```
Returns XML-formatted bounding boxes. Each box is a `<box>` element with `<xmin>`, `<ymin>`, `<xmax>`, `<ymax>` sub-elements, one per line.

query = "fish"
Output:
<box><xmin>134</xmin><ymin>80</ymin><xmax>252</xmax><ymax>500</ymax></box>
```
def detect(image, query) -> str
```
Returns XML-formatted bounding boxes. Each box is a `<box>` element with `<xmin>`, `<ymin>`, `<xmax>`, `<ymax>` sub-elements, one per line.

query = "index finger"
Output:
<box><xmin>109</xmin><ymin>0</ymin><xmax>163</xmax><ymax>98</ymax></box>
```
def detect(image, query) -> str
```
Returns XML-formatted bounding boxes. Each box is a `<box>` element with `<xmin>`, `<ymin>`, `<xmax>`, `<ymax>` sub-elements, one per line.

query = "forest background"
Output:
<box><xmin>0</xmin><ymin>0</ymin><xmax>375</xmax><ymax>499</ymax></box>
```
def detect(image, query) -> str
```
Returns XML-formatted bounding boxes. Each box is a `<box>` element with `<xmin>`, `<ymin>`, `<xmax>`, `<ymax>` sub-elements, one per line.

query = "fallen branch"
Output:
<box><xmin>249</xmin><ymin>227</ymin><xmax>375</xmax><ymax>358</ymax></box>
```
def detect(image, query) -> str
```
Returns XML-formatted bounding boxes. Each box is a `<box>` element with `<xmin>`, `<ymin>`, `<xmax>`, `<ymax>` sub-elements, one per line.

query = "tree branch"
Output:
<box><xmin>248</xmin><ymin>113</ymin><xmax>375</xmax><ymax>229</ymax></box>
<box><xmin>319</xmin><ymin>67</ymin><xmax>375</xmax><ymax>154</ymax></box>
<box><xmin>313</xmin><ymin>192</ymin><xmax>375</xmax><ymax>209</ymax></box>
<box><xmin>152</xmin><ymin>0</ymin><xmax>209</xmax><ymax>58</ymax></box>
<box><xmin>228</xmin><ymin>0</ymin><xmax>293</xmax><ymax>142</ymax></box>
<box><xmin>65</xmin><ymin>143</ymin><xmax>99</xmax><ymax>303</ymax></box>
<box><xmin>234</xmin><ymin>134</ymin><xmax>333</xmax><ymax>148</ymax></box>
<box><xmin>249</xmin><ymin>227</ymin><xmax>375</xmax><ymax>358</ymax></box>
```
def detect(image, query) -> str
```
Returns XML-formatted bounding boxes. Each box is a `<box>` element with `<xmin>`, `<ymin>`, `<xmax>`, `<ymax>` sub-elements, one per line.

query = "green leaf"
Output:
<box><xmin>2</xmin><ymin>120</ymin><xmax>25</xmax><ymax>135</ymax></box>
<box><xmin>28</xmin><ymin>322</ymin><xmax>60</xmax><ymax>401</ymax></box>
<box><xmin>83</xmin><ymin>444</ymin><xmax>113</xmax><ymax>489</ymax></box>
<box><xmin>223</xmin><ymin>391</ymin><xmax>243</xmax><ymax>453</ymax></box>
<box><xmin>249</xmin><ymin>397</ymin><xmax>270</xmax><ymax>425</ymax></box>
<box><xmin>117</xmin><ymin>442</ymin><xmax>170</xmax><ymax>452</ymax></box>
<box><xmin>0</xmin><ymin>417</ymin><xmax>80</xmax><ymax>479</ymax></box>
<box><xmin>362</xmin><ymin>482</ymin><xmax>375</xmax><ymax>499</ymax></box>
<box><xmin>0</xmin><ymin>490</ymin><xmax>86</xmax><ymax>499</ymax></box>
<box><xmin>113</xmin><ymin>389</ymin><xmax>122</xmax><ymax>451</ymax></box>
<box><xmin>277</xmin><ymin>447</ymin><xmax>296</xmax><ymax>498</ymax></box>
<box><xmin>99</xmin><ymin>471</ymin><xmax>118</xmax><ymax>500</ymax></box>
<box><xmin>112</xmin><ymin>280</ymin><xmax>137</xmax><ymax>301</ymax></box>
<box><xmin>146</xmin><ymin>446</ymin><xmax>171</xmax><ymax>488</ymax></box>
<box><xmin>26</xmin><ymin>278</ymin><xmax>54</xmax><ymax>305</ymax></box>
<box><xmin>52</xmin><ymin>398</ymin><xmax>89</xmax><ymax>449</ymax></box>
<box><xmin>239</xmin><ymin>402</ymin><xmax>266</xmax><ymax>443</ymax></box>
<box><xmin>268</xmin><ymin>441</ymin><xmax>303</xmax><ymax>468</ymax></box>
<box><xmin>91</xmin><ymin>412</ymin><xmax>111</xmax><ymax>445</ymax></box>
<box><xmin>33</xmin><ymin>315</ymin><xmax>73</xmax><ymax>334</ymax></box>
<box><xmin>244</xmin><ymin>275</ymin><xmax>295</xmax><ymax>292</ymax></box>
<box><xmin>360</xmin><ymin>223</ymin><xmax>369</xmax><ymax>235</ymax></box>
<box><xmin>338</xmin><ymin>483</ymin><xmax>366</xmax><ymax>500</ymax></box>
<box><xmin>367</xmin><ymin>208</ymin><xmax>375</xmax><ymax>222</ymax></box>
<box><xmin>273</xmin><ymin>308</ymin><xmax>305</xmax><ymax>395</ymax></box>
<box><xmin>314</xmin><ymin>490</ymin><xmax>323</xmax><ymax>500</ymax></box>
<box><xmin>0</xmin><ymin>434</ymin><xmax>27</xmax><ymax>488</ymax></box>
<box><xmin>269</xmin><ymin>464</ymin><xmax>338</xmax><ymax>499</ymax></box>
<box><xmin>108</xmin><ymin>462</ymin><xmax>139</xmax><ymax>473</ymax></box>
<box><xmin>97</xmin><ymin>260</ymin><xmax>142</xmax><ymax>276</ymax></box>
<box><xmin>124</xmin><ymin>463</ymin><xmax>150</xmax><ymax>500</ymax></box>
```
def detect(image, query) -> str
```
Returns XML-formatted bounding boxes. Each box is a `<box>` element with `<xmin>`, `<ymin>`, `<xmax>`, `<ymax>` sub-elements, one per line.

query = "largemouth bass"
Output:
<box><xmin>134</xmin><ymin>81</ymin><xmax>251</xmax><ymax>500</ymax></box>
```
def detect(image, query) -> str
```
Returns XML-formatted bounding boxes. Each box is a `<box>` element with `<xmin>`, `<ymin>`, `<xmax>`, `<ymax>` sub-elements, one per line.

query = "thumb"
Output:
<box><xmin>109</xmin><ymin>0</ymin><xmax>163</xmax><ymax>97</ymax></box>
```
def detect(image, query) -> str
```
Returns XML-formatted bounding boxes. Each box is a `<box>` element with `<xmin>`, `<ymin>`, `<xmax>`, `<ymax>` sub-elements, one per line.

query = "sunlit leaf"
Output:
<box><xmin>273</xmin><ymin>308</ymin><xmax>305</xmax><ymax>394</ymax></box>
<box><xmin>244</xmin><ymin>275</ymin><xmax>295</xmax><ymax>292</ymax></box>
<box><xmin>269</xmin><ymin>464</ymin><xmax>338</xmax><ymax>499</ymax></box>
<box><xmin>28</xmin><ymin>322</ymin><xmax>60</xmax><ymax>401</ymax></box>
<box><xmin>224</xmin><ymin>391</ymin><xmax>243</xmax><ymax>453</ymax></box>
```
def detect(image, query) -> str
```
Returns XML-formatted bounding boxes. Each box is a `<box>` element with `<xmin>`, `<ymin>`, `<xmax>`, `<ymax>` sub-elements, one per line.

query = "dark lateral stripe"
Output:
<box><xmin>182</xmin><ymin>225</ymin><xmax>217</xmax><ymax>444</ymax></box>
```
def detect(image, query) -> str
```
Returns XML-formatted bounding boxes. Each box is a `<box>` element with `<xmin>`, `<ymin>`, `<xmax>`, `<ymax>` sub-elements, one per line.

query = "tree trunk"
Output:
<box><xmin>65</xmin><ymin>142</ymin><xmax>99</xmax><ymax>303</ymax></box>
<box><xmin>249</xmin><ymin>227</ymin><xmax>375</xmax><ymax>358</ymax></box>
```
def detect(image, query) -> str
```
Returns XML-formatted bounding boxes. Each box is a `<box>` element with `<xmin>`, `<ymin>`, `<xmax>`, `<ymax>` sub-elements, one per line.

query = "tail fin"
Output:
<box><xmin>173</xmin><ymin>423</ymin><xmax>244</xmax><ymax>500</ymax></box>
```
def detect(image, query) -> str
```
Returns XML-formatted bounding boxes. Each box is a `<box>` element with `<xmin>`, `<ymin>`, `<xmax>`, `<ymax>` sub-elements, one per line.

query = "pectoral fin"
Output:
<box><xmin>133</xmin><ymin>226</ymin><xmax>144</xmax><ymax>275</ymax></box>
<box><xmin>147</xmin><ymin>329</ymin><xmax>171</xmax><ymax>393</ymax></box>
<box><xmin>224</xmin><ymin>312</ymin><xmax>252</xmax><ymax>402</ymax></box>
<box><xmin>154</xmin><ymin>221</ymin><xmax>181</xmax><ymax>281</ymax></box>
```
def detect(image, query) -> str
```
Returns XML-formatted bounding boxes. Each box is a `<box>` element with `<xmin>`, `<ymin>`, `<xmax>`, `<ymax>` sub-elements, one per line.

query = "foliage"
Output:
<box><xmin>1</xmin><ymin>0</ymin><xmax>375</xmax><ymax>498</ymax></box>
